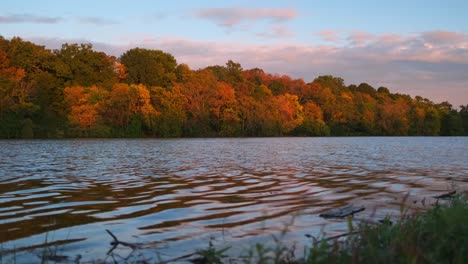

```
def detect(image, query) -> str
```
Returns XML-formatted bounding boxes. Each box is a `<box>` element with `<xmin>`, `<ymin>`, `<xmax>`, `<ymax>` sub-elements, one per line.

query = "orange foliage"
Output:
<box><xmin>378</xmin><ymin>98</ymin><xmax>410</xmax><ymax>135</ymax></box>
<box><xmin>303</xmin><ymin>101</ymin><xmax>324</xmax><ymax>121</ymax></box>
<box><xmin>0</xmin><ymin>50</ymin><xmax>25</xmax><ymax>81</ymax></box>
<box><xmin>69</xmin><ymin>104</ymin><xmax>98</xmax><ymax>129</ymax></box>
<box><xmin>106</xmin><ymin>83</ymin><xmax>159</xmax><ymax>129</ymax></box>
<box><xmin>209</xmin><ymin>81</ymin><xmax>236</xmax><ymax>119</ymax></box>
<box><xmin>270</xmin><ymin>93</ymin><xmax>304</xmax><ymax>134</ymax></box>
<box><xmin>114</xmin><ymin>61</ymin><xmax>128</xmax><ymax>81</ymax></box>
<box><xmin>63</xmin><ymin>86</ymin><xmax>99</xmax><ymax>131</ymax></box>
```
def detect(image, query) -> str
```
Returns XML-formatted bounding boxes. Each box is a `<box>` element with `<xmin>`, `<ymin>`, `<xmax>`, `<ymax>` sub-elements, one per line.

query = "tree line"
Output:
<box><xmin>1</xmin><ymin>36</ymin><xmax>467</xmax><ymax>138</ymax></box>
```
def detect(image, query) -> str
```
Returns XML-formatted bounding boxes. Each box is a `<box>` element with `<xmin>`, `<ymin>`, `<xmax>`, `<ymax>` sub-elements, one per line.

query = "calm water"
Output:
<box><xmin>0</xmin><ymin>137</ymin><xmax>467</xmax><ymax>262</ymax></box>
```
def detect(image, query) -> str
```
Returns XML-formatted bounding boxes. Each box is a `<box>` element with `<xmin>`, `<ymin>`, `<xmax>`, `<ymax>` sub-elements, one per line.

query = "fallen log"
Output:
<box><xmin>319</xmin><ymin>205</ymin><xmax>365</xmax><ymax>218</ymax></box>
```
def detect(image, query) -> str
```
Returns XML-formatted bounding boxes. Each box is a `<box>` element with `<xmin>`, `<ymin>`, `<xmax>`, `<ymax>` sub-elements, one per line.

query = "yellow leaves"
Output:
<box><xmin>253</xmin><ymin>84</ymin><xmax>272</xmax><ymax>100</ymax></box>
<box><xmin>107</xmin><ymin>83</ymin><xmax>160</xmax><ymax>129</ymax></box>
<box><xmin>129</xmin><ymin>84</ymin><xmax>158</xmax><ymax>119</ymax></box>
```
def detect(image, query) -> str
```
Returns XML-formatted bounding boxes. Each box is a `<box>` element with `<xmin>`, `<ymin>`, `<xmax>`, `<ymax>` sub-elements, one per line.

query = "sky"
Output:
<box><xmin>1</xmin><ymin>0</ymin><xmax>468</xmax><ymax>107</ymax></box>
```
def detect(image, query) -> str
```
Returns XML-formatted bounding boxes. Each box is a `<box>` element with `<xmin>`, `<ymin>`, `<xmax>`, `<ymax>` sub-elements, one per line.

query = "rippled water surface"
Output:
<box><xmin>1</xmin><ymin>138</ymin><xmax>467</xmax><ymax>262</ymax></box>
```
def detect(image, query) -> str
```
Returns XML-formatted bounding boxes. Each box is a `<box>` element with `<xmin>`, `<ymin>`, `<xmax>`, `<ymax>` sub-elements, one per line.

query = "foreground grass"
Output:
<box><xmin>307</xmin><ymin>197</ymin><xmax>467</xmax><ymax>264</ymax></box>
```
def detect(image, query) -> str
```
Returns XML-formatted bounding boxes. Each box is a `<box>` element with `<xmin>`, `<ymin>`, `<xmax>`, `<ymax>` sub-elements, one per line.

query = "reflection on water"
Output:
<box><xmin>0</xmin><ymin>137</ymin><xmax>467</xmax><ymax>261</ymax></box>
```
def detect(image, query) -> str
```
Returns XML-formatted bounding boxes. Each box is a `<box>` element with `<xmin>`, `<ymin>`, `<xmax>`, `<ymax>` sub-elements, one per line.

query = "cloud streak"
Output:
<box><xmin>194</xmin><ymin>7</ymin><xmax>297</xmax><ymax>29</ymax></box>
<box><xmin>420</xmin><ymin>30</ymin><xmax>466</xmax><ymax>45</ymax></box>
<box><xmin>0</xmin><ymin>13</ymin><xmax>62</xmax><ymax>24</ymax></box>
<box><xmin>77</xmin><ymin>17</ymin><xmax>117</xmax><ymax>25</ymax></box>
<box><xmin>256</xmin><ymin>25</ymin><xmax>295</xmax><ymax>39</ymax></box>
<box><xmin>319</xmin><ymin>30</ymin><xmax>340</xmax><ymax>43</ymax></box>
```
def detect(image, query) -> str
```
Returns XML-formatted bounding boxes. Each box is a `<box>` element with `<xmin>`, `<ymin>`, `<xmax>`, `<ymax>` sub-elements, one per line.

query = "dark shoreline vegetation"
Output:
<box><xmin>1</xmin><ymin>36</ymin><xmax>467</xmax><ymax>139</ymax></box>
<box><xmin>3</xmin><ymin>194</ymin><xmax>467</xmax><ymax>263</ymax></box>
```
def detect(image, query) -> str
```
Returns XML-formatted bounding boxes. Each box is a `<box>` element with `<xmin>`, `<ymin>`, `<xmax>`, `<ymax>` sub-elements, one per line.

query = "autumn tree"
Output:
<box><xmin>63</xmin><ymin>86</ymin><xmax>102</xmax><ymax>137</ymax></box>
<box><xmin>55</xmin><ymin>43</ymin><xmax>117</xmax><ymax>88</ymax></box>
<box><xmin>177</xmin><ymin>69</ymin><xmax>223</xmax><ymax>136</ymax></box>
<box><xmin>376</xmin><ymin>97</ymin><xmax>410</xmax><ymax>135</ymax></box>
<box><xmin>209</xmin><ymin>81</ymin><xmax>240</xmax><ymax>136</ymax></box>
<box><xmin>120</xmin><ymin>48</ymin><xmax>177</xmax><ymax>88</ymax></box>
<box><xmin>293</xmin><ymin>101</ymin><xmax>329</xmax><ymax>136</ymax></box>
<box><xmin>206</xmin><ymin>60</ymin><xmax>244</xmax><ymax>88</ymax></box>
<box><xmin>104</xmin><ymin>83</ymin><xmax>159</xmax><ymax>137</ymax></box>
<box><xmin>0</xmin><ymin>44</ymin><xmax>40</xmax><ymax>138</ymax></box>
<box><xmin>263</xmin><ymin>93</ymin><xmax>304</xmax><ymax>136</ymax></box>
<box><xmin>150</xmin><ymin>85</ymin><xmax>187</xmax><ymax>137</ymax></box>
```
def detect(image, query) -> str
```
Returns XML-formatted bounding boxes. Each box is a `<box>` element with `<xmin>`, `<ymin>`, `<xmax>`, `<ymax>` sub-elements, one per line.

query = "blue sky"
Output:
<box><xmin>1</xmin><ymin>0</ymin><xmax>468</xmax><ymax>106</ymax></box>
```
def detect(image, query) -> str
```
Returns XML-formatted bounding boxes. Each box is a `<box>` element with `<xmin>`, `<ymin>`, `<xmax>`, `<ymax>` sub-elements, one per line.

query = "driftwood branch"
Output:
<box><xmin>305</xmin><ymin>230</ymin><xmax>362</xmax><ymax>245</ymax></box>
<box><xmin>433</xmin><ymin>190</ymin><xmax>456</xmax><ymax>199</ymax></box>
<box><xmin>106</xmin><ymin>229</ymin><xmax>139</xmax><ymax>255</ymax></box>
<box><xmin>159</xmin><ymin>252</ymin><xmax>197</xmax><ymax>264</ymax></box>
<box><xmin>319</xmin><ymin>205</ymin><xmax>365</xmax><ymax>218</ymax></box>
<box><xmin>322</xmin><ymin>231</ymin><xmax>361</xmax><ymax>242</ymax></box>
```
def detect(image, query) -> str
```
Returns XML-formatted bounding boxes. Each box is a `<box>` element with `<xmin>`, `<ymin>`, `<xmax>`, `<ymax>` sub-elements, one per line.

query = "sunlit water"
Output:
<box><xmin>1</xmin><ymin>137</ymin><xmax>467</xmax><ymax>262</ymax></box>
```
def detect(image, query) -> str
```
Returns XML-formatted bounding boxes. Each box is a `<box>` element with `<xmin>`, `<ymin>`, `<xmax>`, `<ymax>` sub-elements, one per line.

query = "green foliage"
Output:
<box><xmin>54</xmin><ymin>43</ymin><xmax>116</xmax><ymax>88</ymax></box>
<box><xmin>350</xmin><ymin>83</ymin><xmax>377</xmax><ymax>96</ymax></box>
<box><xmin>460</xmin><ymin>105</ymin><xmax>468</xmax><ymax>135</ymax></box>
<box><xmin>313</xmin><ymin>75</ymin><xmax>346</xmax><ymax>94</ymax></box>
<box><xmin>20</xmin><ymin>118</ymin><xmax>34</xmax><ymax>138</ymax></box>
<box><xmin>207</xmin><ymin>60</ymin><xmax>244</xmax><ymax>88</ymax></box>
<box><xmin>441</xmin><ymin>110</ymin><xmax>464</xmax><ymax>136</ymax></box>
<box><xmin>377</xmin><ymin>86</ymin><xmax>390</xmax><ymax>94</ymax></box>
<box><xmin>120</xmin><ymin>48</ymin><xmax>177</xmax><ymax>88</ymax></box>
<box><xmin>126</xmin><ymin>115</ymin><xmax>143</xmax><ymax>138</ymax></box>
<box><xmin>294</xmin><ymin>119</ymin><xmax>330</xmax><ymax>136</ymax></box>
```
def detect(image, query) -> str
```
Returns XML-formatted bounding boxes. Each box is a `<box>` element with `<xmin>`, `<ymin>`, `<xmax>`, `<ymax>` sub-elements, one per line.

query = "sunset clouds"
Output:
<box><xmin>1</xmin><ymin>0</ymin><xmax>467</xmax><ymax>106</ymax></box>
<box><xmin>194</xmin><ymin>7</ymin><xmax>297</xmax><ymax>29</ymax></box>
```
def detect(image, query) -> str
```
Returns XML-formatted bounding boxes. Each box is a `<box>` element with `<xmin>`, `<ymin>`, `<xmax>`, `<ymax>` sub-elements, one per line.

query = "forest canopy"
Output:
<box><xmin>1</xmin><ymin>36</ymin><xmax>467</xmax><ymax>138</ymax></box>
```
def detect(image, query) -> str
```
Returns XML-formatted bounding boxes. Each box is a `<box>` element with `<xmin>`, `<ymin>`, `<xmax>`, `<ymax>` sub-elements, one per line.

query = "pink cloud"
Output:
<box><xmin>319</xmin><ymin>30</ymin><xmax>340</xmax><ymax>43</ymax></box>
<box><xmin>421</xmin><ymin>30</ymin><xmax>466</xmax><ymax>45</ymax></box>
<box><xmin>378</xmin><ymin>34</ymin><xmax>404</xmax><ymax>44</ymax></box>
<box><xmin>256</xmin><ymin>25</ymin><xmax>295</xmax><ymax>39</ymax></box>
<box><xmin>194</xmin><ymin>7</ymin><xmax>297</xmax><ymax>28</ymax></box>
<box><xmin>77</xmin><ymin>17</ymin><xmax>117</xmax><ymax>25</ymax></box>
<box><xmin>347</xmin><ymin>31</ymin><xmax>375</xmax><ymax>46</ymax></box>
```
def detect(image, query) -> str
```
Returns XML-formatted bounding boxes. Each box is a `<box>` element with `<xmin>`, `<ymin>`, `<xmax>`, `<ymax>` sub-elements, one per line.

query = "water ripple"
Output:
<box><xmin>0</xmin><ymin>137</ymin><xmax>467</xmax><ymax>261</ymax></box>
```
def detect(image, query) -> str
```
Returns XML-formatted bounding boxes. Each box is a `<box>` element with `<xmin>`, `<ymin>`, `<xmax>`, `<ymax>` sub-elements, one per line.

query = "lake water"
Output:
<box><xmin>1</xmin><ymin>137</ymin><xmax>467</xmax><ymax>262</ymax></box>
